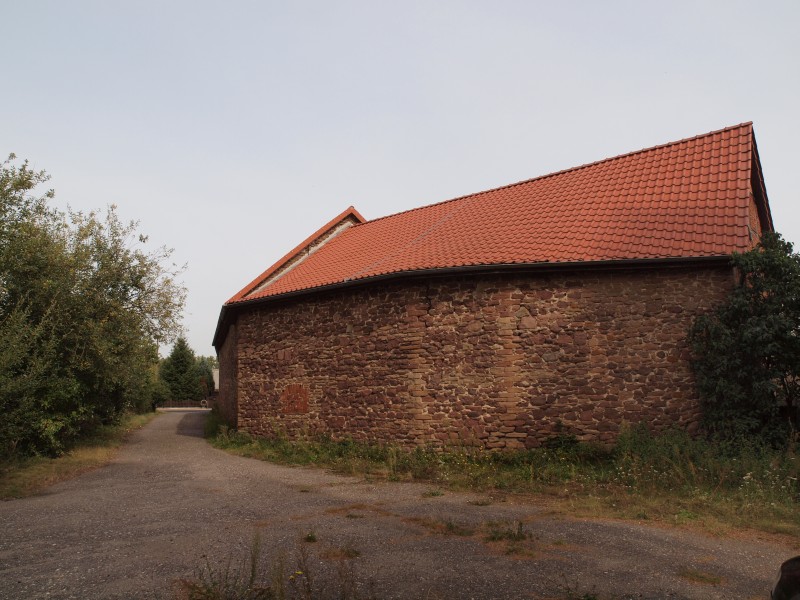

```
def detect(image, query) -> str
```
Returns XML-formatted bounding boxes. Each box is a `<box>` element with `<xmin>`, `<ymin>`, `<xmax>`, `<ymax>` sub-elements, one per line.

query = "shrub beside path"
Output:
<box><xmin>0</xmin><ymin>411</ymin><xmax>794</xmax><ymax>599</ymax></box>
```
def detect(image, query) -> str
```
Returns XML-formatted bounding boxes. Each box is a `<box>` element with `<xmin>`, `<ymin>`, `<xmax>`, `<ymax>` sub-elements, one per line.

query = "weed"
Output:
<box><xmin>175</xmin><ymin>534</ymin><xmax>373</xmax><ymax>600</ymax></box>
<box><xmin>468</xmin><ymin>497</ymin><xmax>493</xmax><ymax>506</ymax></box>
<box><xmin>303</xmin><ymin>531</ymin><xmax>317</xmax><ymax>543</ymax></box>
<box><xmin>485</xmin><ymin>521</ymin><xmax>528</xmax><ymax>542</ymax></box>
<box><xmin>558</xmin><ymin>572</ymin><xmax>601</xmax><ymax>600</ymax></box>
<box><xmin>203</xmin><ymin>410</ymin><xmax>224</xmax><ymax>438</ymax></box>
<box><xmin>674</xmin><ymin>509</ymin><xmax>698</xmax><ymax>524</ymax></box>
<box><xmin>422</xmin><ymin>488</ymin><xmax>444</xmax><ymax>497</ymax></box>
<box><xmin>175</xmin><ymin>534</ymin><xmax>274</xmax><ymax>600</ymax></box>
<box><xmin>409</xmin><ymin>516</ymin><xmax>474</xmax><ymax>537</ymax></box>
<box><xmin>443</xmin><ymin>519</ymin><xmax>475</xmax><ymax>537</ymax></box>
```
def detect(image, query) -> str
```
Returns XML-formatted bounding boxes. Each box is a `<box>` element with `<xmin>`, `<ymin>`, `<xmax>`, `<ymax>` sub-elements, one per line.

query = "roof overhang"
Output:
<box><xmin>212</xmin><ymin>254</ymin><xmax>733</xmax><ymax>350</ymax></box>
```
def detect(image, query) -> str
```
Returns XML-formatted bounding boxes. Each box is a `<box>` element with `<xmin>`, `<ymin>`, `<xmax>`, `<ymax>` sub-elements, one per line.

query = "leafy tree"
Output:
<box><xmin>160</xmin><ymin>337</ymin><xmax>204</xmax><ymax>402</ymax></box>
<box><xmin>0</xmin><ymin>154</ymin><xmax>186</xmax><ymax>456</ymax></box>
<box><xmin>0</xmin><ymin>302</ymin><xmax>78</xmax><ymax>455</ymax></box>
<box><xmin>689</xmin><ymin>232</ymin><xmax>800</xmax><ymax>444</ymax></box>
<box><xmin>195</xmin><ymin>356</ymin><xmax>216</xmax><ymax>396</ymax></box>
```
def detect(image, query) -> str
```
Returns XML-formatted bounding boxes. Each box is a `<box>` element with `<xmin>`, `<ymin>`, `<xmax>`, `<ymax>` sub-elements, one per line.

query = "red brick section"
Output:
<box><xmin>229</xmin><ymin>123</ymin><xmax>765</xmax><ymax>305</ymax></box>
<box><xmin>229</xmin><ymin>266</ymin><xmax>734</xmax><ymax>448</ymax></box>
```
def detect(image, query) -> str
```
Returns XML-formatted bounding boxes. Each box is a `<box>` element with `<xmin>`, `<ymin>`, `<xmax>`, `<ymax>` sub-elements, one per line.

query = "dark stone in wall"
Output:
<box><xmin>218</xmin><ymin>266</ymin><xmax>733</xmax><ymax>449</ymax></box>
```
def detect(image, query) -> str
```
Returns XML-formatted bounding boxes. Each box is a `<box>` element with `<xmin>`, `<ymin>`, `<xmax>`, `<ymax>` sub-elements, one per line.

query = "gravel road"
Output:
<box><xmin>0</xmin><ymin>410</ymin><xmax>795</xmax><ymax>599</ymax></box>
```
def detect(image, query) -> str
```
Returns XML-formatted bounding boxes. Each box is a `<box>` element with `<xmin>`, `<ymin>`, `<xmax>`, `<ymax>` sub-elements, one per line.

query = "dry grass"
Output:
<box><xmin>539</xmin><ymin>481</ymin><xmax>800</xmax><ymax>541</ymax></box>
<box><xmin>677</xmin><ymin>566</ymin><xmax>723</xmax><ymax>585</ymax></box>
<box><xmin>0</xmin><ymin>412</ymin><xmax>158</xmax><ymax>500</ymax></box>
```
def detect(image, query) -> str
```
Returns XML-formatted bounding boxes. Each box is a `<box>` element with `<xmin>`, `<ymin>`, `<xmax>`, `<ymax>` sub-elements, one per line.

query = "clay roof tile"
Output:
<box><xmin>229</xmin><ymin>123</ymin><xmax>769</xmax><ymax>304</ymax></box>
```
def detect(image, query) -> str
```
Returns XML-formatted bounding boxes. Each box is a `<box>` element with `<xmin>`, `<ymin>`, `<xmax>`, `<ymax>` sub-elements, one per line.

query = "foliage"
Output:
<box><xmin>0</xmin><ymin>412</ymin><xmax>157</xmax><ymax>499</ymax></box>
<box><xmin>689</xmin><ymin>232</ymin><xmax>800</xmax><ymax>444</ymax></box>
<box><xmin>0</xmin><ymin>154</ymin><xmax>185</xmax><ymax>456</ymax></box>
<box><xmin>160</xmin><ymin>337</ymin><xmax>213</xmax><ymax>402</ymax></box>
<box><xmin>196</xmin><ymin>356</ymin><xmax>217</xmax><ymax>396</ymax></box>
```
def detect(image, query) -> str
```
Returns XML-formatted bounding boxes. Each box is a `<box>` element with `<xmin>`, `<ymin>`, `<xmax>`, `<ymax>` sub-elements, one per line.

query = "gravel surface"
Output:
<box><xmin>0</xmin><ymin>410</ymin><xmax>795</xmax><ymax>599</ymax></box>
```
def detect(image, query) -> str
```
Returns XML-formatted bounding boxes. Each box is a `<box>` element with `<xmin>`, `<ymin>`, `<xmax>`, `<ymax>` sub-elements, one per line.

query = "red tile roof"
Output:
<box><xmin>228</xmin><ymin>123</ymin><xmax>770</xmax><ymax>306</ymax></box>
<box><xmin>228</xmin><ymin>206</ymin><xmax>365</xmax><ymax>303</ymax></box>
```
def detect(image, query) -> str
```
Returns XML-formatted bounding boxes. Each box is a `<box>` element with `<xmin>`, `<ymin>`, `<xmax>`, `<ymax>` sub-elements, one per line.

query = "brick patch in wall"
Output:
<box><xmin>281</xmin><ymin>384</ymin><xmax>309</xmax><ymax>414</ymax></box>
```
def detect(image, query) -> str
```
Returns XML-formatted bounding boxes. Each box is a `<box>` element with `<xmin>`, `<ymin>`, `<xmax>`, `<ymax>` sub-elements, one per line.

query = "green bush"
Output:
<box><xmin>0</xmin><ymin>154</ymin><xmax>185</xmax><ymax>457</ymax></box>
<box><xmin>689</xmin><ymin>232</ymin><xmax>800</xmax><ymax>445</ymax></box>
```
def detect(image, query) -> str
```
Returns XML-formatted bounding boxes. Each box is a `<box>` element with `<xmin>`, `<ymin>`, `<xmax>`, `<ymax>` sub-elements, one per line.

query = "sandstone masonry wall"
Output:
<box><xmin>223</xmin><ymin>266</ymin><xmax>733</xmax><ymax>449</ymax></box>
<box><xmin>217</xmin><ymin>323</ymin><xmax>238</xmax><ymax>427</ymax></box>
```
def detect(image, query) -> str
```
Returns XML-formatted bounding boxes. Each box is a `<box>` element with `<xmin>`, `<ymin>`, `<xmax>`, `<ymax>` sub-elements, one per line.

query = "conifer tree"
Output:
<box><xmin>160</xmin><ymin>337</ymin><xmax>203</xmax><ymax>402</ymax></box>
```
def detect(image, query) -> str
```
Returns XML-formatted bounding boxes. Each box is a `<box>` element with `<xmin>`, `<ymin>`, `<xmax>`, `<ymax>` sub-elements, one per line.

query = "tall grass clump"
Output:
<box><xmin>612</xmin><ymin>424</ymin><xmax>798</xmax><ymax>502</ymax></box>
<box><xmin>174</xmin><ymin>534</ymin><xmax>373</xmax><ymax>600</ymax></box>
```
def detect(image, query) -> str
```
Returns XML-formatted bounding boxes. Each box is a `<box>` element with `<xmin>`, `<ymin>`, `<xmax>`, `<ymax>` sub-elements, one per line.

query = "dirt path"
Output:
<box><xmin>0</xmin><ymin>411</ymin><xmax>794</xmax><ymax>599</ymax></box>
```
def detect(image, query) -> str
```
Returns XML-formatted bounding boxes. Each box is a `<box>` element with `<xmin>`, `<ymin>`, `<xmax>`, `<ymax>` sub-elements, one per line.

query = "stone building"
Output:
<box><xmin>213</xmin><ymin>123</ymin><xmax>773</xmax><ymax>449</ymax></box>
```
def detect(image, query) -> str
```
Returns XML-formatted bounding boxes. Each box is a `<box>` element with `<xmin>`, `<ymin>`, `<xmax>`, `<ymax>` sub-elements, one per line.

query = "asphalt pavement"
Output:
<box><xmin>0</xmin><ymin>410</ymin><xmax>794</xmax><ymax>599</ymax></box>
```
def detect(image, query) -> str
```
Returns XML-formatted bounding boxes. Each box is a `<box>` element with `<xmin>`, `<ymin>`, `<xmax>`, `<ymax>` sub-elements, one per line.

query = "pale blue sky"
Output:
<box><xmin>2</xmin><ymin>1</ymin><xmax>799</xmax><ymax>355</ymax></box>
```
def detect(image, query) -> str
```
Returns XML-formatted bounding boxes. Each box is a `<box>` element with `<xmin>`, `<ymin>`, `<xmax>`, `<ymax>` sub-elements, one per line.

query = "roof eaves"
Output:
<box><xmin>214</xmin><ymin>255</ymin><xmax>733</xmax><ymax>349</ymax></box>
<box><xmin>224</xmin><ymin>254</ymin><xmax>733</xmax><ymax>310</ymax></box>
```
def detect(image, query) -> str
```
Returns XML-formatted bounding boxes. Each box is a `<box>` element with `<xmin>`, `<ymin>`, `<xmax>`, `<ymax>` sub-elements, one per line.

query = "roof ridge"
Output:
<box><xmin>354</xmin><ymin>122</ymin><xmax>754</xmax><ymax>228</ymax></box>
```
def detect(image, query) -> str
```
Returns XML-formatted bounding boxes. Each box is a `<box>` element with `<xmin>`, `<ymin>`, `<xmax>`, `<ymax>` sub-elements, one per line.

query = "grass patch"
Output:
<box><xmin>0</xmin><ymin>411</ymin><xmax>158</xmax><ymax>500</ymax></box>
<box><xmin>443</xmin><ymin>518</ymin><xmax>475</xmax><ymax>537</ymax></box>
<box><xmin>207</xmin><ymin>423</ymin><xmax>800</xmax><ymax>538</ymax></box>
<box><xmin>469</xmin><ymin>497</ymin><xmax>494</xmax><ymax>506</ymax></box>
<box><xmin>485</xmin><ymin>520</ymin><xmax>528</xmax><ymax>542</ymax></box>
<box><xmin>408</xmin><ymin>516</ymin><xmax>475</xmax><ymax>537</ymax></box>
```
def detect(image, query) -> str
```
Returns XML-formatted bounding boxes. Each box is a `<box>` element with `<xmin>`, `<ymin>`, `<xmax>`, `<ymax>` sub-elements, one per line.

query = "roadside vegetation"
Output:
<box><xmin>0</xmin><ymin>411</ymin><xmax>158</xmax><ymax>499</ymax></box>
<box><xmin>206</xmin><ymin>413</ymin><xmax>798</xmax><ymax>538</ymax></box>
<box><xmin>0</xmin><ymin>154</ymin><xmax>186</xmax><ymax>459</ymax></box>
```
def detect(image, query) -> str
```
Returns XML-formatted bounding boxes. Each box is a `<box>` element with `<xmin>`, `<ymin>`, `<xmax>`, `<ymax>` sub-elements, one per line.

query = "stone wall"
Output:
<box><xmin>219</xmin><ymin>265</ymin><xmax>734</xmax><ymax>449</ymax></box>
<box><xmin>216</xmin><ymin>323</ymin><xmax>238</xmax><ymax>427</ymax></box>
